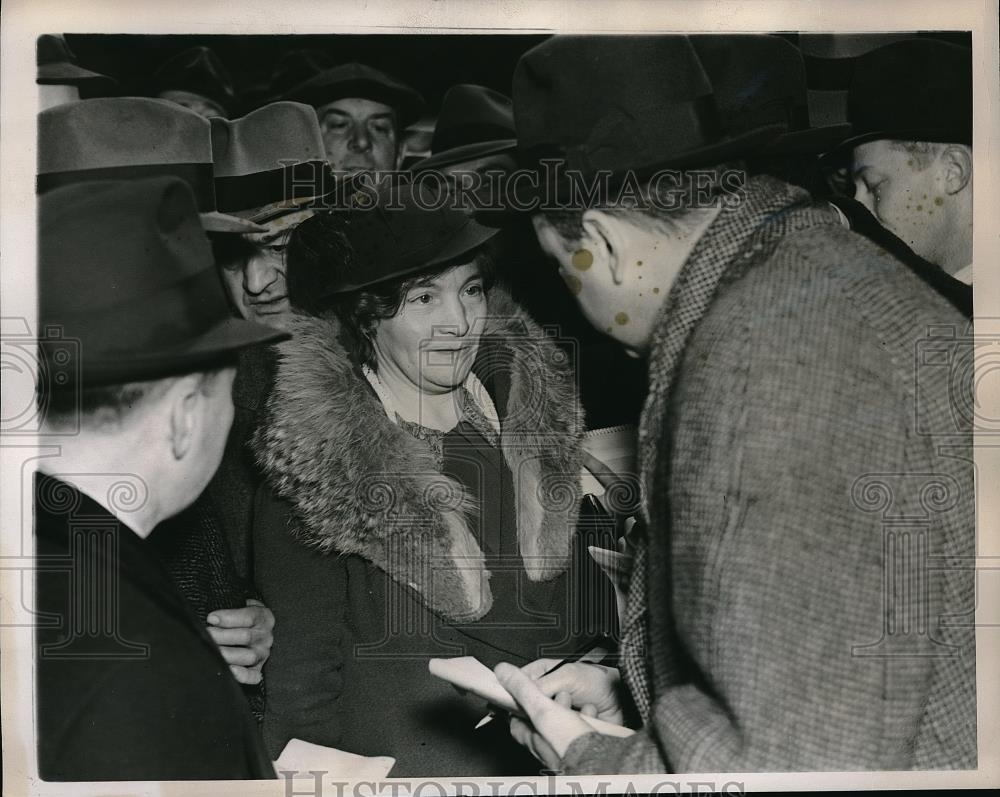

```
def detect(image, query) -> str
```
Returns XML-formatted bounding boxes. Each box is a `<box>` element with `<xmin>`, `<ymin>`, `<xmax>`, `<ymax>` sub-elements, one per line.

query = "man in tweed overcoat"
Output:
<box><xmin>497</xmin><ymin>35</ymin><xmax>976</xmax><ymax>773</ymax></box>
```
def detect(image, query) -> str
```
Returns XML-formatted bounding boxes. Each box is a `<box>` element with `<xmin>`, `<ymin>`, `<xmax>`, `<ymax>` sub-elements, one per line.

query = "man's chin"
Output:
<box><xmin>247</xmin><ymin>306</ymin><xmax>291</xmax><ymax>329</ymax></box>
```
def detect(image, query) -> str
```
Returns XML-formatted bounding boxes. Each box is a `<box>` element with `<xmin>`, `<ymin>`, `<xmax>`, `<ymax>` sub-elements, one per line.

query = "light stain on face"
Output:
<box><xmin>935</xmin><ymin>197</ymin><xmax>944</xmax><ymax>206</ymax></box>
<box><xmin>653</xmin><ymin>287</ymin><xmax>660</xmax><ymax>294</ymax></box>
<box><xmin>615</xmin><ymin>312</ymin><xmax>629</xmax><ymax>326</ymax></box>
<box><xmin>571</xmin><ymin>249</ymin><xmax>593</xmax><ymax>270</ymax></box>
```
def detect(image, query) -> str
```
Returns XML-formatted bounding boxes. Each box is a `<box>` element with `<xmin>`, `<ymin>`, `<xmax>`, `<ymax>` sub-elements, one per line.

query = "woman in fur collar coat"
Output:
<box><xmin>250</xmin><ymin>189</ymin><xmax>608</xmax><ymax>776</ymax></box>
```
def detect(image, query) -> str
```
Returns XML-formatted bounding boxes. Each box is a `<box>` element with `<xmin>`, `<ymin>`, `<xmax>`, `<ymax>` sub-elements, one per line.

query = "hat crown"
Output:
<box><xmin>37</xmin><ymin>34</ymin><xmax>76</xmax><ymax>66</ymax></box>
<box><xmin>39</xmin><ymin>176</ymin><xmax>285</xmax><ymax>386</ymax></box>
<box><xmin>514</xmin><ymin>35</ymin><xmax>732</xmax><ymax>172</ymax></box>
<box><xmin>691</xmin><ymin>35</ymin><xmax>806</xmax><ymax>135</ymax></box>
<box><xmin>848</xmin><ymin>39</ymin><xmax>972</xmax><ymax>144</ymax></box>
<box><xmin>210</xmin><ymin>101</ymin><xmax>326</xmax><ymax>177</ymax></box>
<box><xmin>39</xmin><ymin>97</ymin><xmax>212</xmax><ymax>174</ymax></box>
<box><xmin>40</xmin><ymin>177</ymin><xmax>213</xmax><ymax>317</ymax></box>
<box><xmin>432</xmin><ymin>84</ymin><xmax>515</xmax><ymax>154</ymax></box>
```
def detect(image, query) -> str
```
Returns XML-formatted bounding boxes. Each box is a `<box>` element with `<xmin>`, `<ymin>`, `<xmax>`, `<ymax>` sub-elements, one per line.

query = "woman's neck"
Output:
<box><xmin>370</xmin><ymin>362</ymin><xmax>464</xmax><ymax>432</ymax></box>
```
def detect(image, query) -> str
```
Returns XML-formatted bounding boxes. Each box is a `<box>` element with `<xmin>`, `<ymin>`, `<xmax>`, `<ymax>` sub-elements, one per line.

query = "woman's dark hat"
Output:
<box><xmin>691</xmin><ymin>34</ymin><xmax>852</xmax><ymax>155</ymax></box>
<box><xmin>37</xmin><ymin>34</ymin><xmax>117</xmax><ymax>94</ymax></box>
<box><xmin>298</xmin><ymin>181</ymin><xmax>500</xmax><ymax>295</ymax></box>
<box><xmin>410</xmin><ymin>85</ymin><xmax>517</xmax><ymax>174</ymax></box>
<box><xmin>512</xmin><ymin>34</ymin><xmax>785</xmax><ymax>201</ymax></box>
<box><xmin>38</xmin><ymin>177</ymin><xmax>288</xmax><ymax>388</ymax></box>
<box><xmin>147</xmin><ymin>46</ymin><xmax>236</xmax><ymax>115</ymax></box>
<box><xmin>832</xmin><ymin>38</ymin><xmax>972</xmax><ymax>155</ymax></box>
<box><xmin>210</xmin><ymin>102</ymin><xmax>334</xmax><ymax>223</ymax></box>
<box><xmin>37</xmin><ymin>98</ymin><xmax>263</xmax><ymax>234</ymax></box>
<box><xmin>282</xmin><ymin>62</ymin><xmax>426</xmax><ymax>128</ymax></box>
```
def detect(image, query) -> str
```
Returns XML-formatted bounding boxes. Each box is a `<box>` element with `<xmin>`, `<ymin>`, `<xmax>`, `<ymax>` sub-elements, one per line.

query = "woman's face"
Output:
<box><xmin>372</xmin><ymin>261</ymin><xmax>488</xmax><ymax>394</ymax></box>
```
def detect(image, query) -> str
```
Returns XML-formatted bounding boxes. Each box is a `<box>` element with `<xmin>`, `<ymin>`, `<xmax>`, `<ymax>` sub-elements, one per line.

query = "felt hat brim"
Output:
<box><xmin>759</xmin><ymin>122</ymin><xmax>854</xmax><ymax>156</ymax></box>
<box><xmin>68</xmin><ymin>316</ymin><xmax>289</xmax><ymax>387</ymax></box>
<box><xmin>326</xmin><ymin>214</ymin><xmax>501</xmax><ymax>294</ymax></box>
<box><xmin>409</xmin><ymin>138</ymin><xmax>518</xmax><ymax>174</ymax></box>
<box><xmin>823</xmin><ymin>126</ymin><xmax>972</xmax><ymax>162</ymax></box>
<box><xmin>199</xmin><ymin>211</ymin><xmax>266</xmax><ymax>234</ymax></box>
<box><xmin>511</xmin><ymin>123</ymin><xmax>786</xmax><ymax>208</ymax></box>
<box><xmin>38</xmin><ymin>61</ymin><xmax>116</xmax><ymax>90</ymax></box>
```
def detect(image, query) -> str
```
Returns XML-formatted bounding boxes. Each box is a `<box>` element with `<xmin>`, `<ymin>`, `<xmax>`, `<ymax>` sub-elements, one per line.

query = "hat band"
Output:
<box><xmin>40</xmin><ymin>266</ymin><xmax>231</xmax><ymax>384</ymax></box>
<box><xmin>215</xmin><ymin>160</ymin><xmax>330</xmax><ymax>214</ymax></box>
<box><xmin>432</xmin><ymin>122</ymin><xmax>516</xmax><ymax>156</ymax></box>
<box><xmin>37</xmin><ymin>163</ymin><xmax>216</xmax><ymax>212</ymax></box>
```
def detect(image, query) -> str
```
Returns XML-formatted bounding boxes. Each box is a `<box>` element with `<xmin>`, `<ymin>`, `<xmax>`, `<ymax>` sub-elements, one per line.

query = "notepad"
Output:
<box><xmin>428</xmin><ymin>656</ymin><xmax>635</xmax><ymax>738</ymax></box>
<box><xmin>581</xmin><ymin>424</ymin><xmax>639</xmax><ymax>506</ymax></box>
<box><xmin>274</xmin><ymin>738</ymin><xmax>395</xmax><ymax>779</ymax></box>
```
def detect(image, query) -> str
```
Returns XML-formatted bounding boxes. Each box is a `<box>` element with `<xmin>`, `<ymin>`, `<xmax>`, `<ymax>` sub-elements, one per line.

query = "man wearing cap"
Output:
<box><xmin>494</xmin><ymin>34</ymin><xmax>975</xmax><ymax>772</ymax></box>
<box><xmin>843</xmin><ymin>40</ymin><xmax>973</xmax><ymax>290</ymax></box>
<box><xmin>283</xmin><ymin>62</ymin><xmax>424</xmax><ymax>174</ymax></box>
<box><xmin>35</xmin><ymin>176</ymin><xmax>283</xmax><ymax>780</ymax></box>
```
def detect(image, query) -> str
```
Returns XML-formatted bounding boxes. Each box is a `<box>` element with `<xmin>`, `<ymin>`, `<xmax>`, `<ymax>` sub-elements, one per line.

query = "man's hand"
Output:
<box><xmin>520</xmin><ymin>659</ymin><xmax>625</xmax><ymax>725</ymax></box>
<box><xmin>206</xmin><ymin>599</ymin><xmax>274</xmax><ymax>685</ymax></box>
<box><xmin>494</xmin><ymin>661</ymin><xmax>596</xmax><ymax>770</ymax></box>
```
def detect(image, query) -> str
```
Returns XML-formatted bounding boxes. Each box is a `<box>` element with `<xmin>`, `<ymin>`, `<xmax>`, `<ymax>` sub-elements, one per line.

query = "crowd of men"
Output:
<box><xmin>33</xmin><ymin>31</ymin><xmax>975</xmax><ymax>780</ymax></box>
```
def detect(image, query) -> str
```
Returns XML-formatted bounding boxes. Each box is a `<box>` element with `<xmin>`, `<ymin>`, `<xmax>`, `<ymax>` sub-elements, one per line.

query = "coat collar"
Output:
<box><xmin>253</xmin><ymin>287</ymin><xmax>584</xmax><ymax>622</ymax></box>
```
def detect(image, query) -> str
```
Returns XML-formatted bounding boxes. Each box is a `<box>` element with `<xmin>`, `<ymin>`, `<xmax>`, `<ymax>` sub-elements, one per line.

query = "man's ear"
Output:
<box><xmin>168</xmin><ymin>374</ymin><xmax>203</xmax><ymax>461</ymax></box>
<box><xmin>581</xmin><ymin>209</ymin><xmax>625</xmax><ymax>284</ymax></box>
<box><xmin>942</xmin><ymin>144</ymin><xmax>973</xmax><ymax>195</ymax></box>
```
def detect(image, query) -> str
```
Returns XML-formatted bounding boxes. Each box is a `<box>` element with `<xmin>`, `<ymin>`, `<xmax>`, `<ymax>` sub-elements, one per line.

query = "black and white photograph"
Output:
<box><xmin>1</xmin><ymin>0</ymin><xmax>998</xmax><ymax>794</ymax></box>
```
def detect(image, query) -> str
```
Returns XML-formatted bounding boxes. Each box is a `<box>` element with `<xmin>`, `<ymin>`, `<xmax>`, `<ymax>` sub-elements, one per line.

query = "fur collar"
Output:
<box><xmin>253</xmin><ymin>287</ymin><xmax>584</xmax><ymax>622</ymax></box>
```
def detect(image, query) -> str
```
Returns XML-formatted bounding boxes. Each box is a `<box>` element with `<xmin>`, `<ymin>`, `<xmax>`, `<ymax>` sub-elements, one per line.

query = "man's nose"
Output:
<box><xmin>244</xmin><ymin>253</ymin><xmax>280</xmax><ymax>295</ymax></box>
<box><xmin>853</xmin><ymin>181</ymin><xmax>875</xmax><ymax>214</ymax></box>
<box><xmin>349</xmin><ymin>124</ymin><xmax>372</xmax><ymax>153</ymax></box>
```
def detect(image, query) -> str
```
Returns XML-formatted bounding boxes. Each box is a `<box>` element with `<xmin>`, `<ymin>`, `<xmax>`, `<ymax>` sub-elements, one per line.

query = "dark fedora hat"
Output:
<box><xmin>410</xmin><ymin>84</ymin><xmax>517</xmax><ymax>174</ymax></box>
<box><xmin>39</xmin><ymin>176</ymin><xmax>287</xmax><ymax>388</ymax></box>
<box><xmin>282</xmin><ymin>62</ymin><xmax>426</xmax><ymax>128</ymax></box>
<box><xmin>513</xmin><ymin>35</ymin><xmax>784</xmax><ymax>189</ymax></box>
<box><xmin>210</xmin><ymin>101</ymin><xmax>333</xmax><ymax>223</ymax></box>
<box><xmin>148</xmin><ymin>46</ymin><xmax>236</xmax><ymax>115</ymax></box>
<box><xmin>834</xmin><ymin>38</ymin><xmax>972</xmax><ymax>153</ymax></box>
<box><xmin>298</xmin><ymin>181</ymin><xmax>500</xmax><ymax>296</ymax></box>
<box><xmin>691</xmin><ymin>34</ymin><xmax>852</xmax><ymax>155</ymax></box>
<box><xmin>37</xmin><ymin>34</ymin><xmax>116</xmax><ymax>94</ymax></box>
<box><xmin>37</xmin><ymin>98</ymin><xmax>263</xmax><ymax>234</ymax></box>
<box><xmin>797</xmin><ymin>33</ymin><xmax>917</xmax><ymax>130</ymax></box>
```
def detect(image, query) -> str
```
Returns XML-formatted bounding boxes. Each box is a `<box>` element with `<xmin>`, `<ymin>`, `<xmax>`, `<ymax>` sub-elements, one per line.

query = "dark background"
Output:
<box><xmin>65</xmin><ymin>31</ymin><xmax>972</xmax><ymax>116</ymax></box>
<box><xmin>66</xmin><ymin>34</ymin><xmax>550</xmax><ymax>108</ymax></box>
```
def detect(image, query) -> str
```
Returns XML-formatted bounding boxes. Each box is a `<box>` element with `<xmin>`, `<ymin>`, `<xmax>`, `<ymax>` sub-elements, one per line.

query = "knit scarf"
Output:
<box><xmin>620</xmin><ymin>175</ymin><xmax>837</xmax><ymax>722</ymax></box>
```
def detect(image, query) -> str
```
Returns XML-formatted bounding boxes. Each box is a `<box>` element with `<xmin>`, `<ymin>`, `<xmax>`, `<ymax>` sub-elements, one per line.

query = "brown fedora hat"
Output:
<box><xmin>510</xmin><ymin>35</ymin><xmax>785</xmax><ymax>206</ymax></box>
<box><xmin>38</xmin><ymin>176</ymin><xmax>287</xmax><ymax>388</ymax></box>
<box><xmin>37</xmin><ymin>98</ymin><xmax>263</xmax><ymax>234</ymax></box>
<box><xmin>691</xmin><ymin>34</ymin><xmax>852</xmax><ymax>155</ymax></box>
<box><xmin>410</xmin><ymin>84</ymin><xmax>517</xmax><ymax>174</ymax></box>
<box><xmin>211</xmin><ymin>101</ymin><xmax>334</xmax><ymax>223</ymax></box>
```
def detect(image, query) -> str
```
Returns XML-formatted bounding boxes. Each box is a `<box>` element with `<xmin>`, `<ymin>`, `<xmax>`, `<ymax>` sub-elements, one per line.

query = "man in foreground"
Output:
<box><xmin>35</xmin><ymin>176</ymin><xmax>285</xmax><ymax>780</ymax></box>
<box><xmin>497</xmin><ymin>34</ymin><xmax>975</xmax><ymax>772</ymax></box>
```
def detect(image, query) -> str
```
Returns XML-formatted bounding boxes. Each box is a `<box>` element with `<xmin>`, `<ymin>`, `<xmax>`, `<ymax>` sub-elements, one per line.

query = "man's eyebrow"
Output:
<box><xmin>322</xmin><ymin>109</ymin><xmax>396</xmax><ymax>122</ymax></box>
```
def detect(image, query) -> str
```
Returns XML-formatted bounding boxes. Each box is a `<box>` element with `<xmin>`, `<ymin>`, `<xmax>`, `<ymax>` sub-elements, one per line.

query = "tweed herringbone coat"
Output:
<box><xmin>562</xmin><ymin>176</ymin><xmax>976</xmax><ymax>772</ymax></box>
